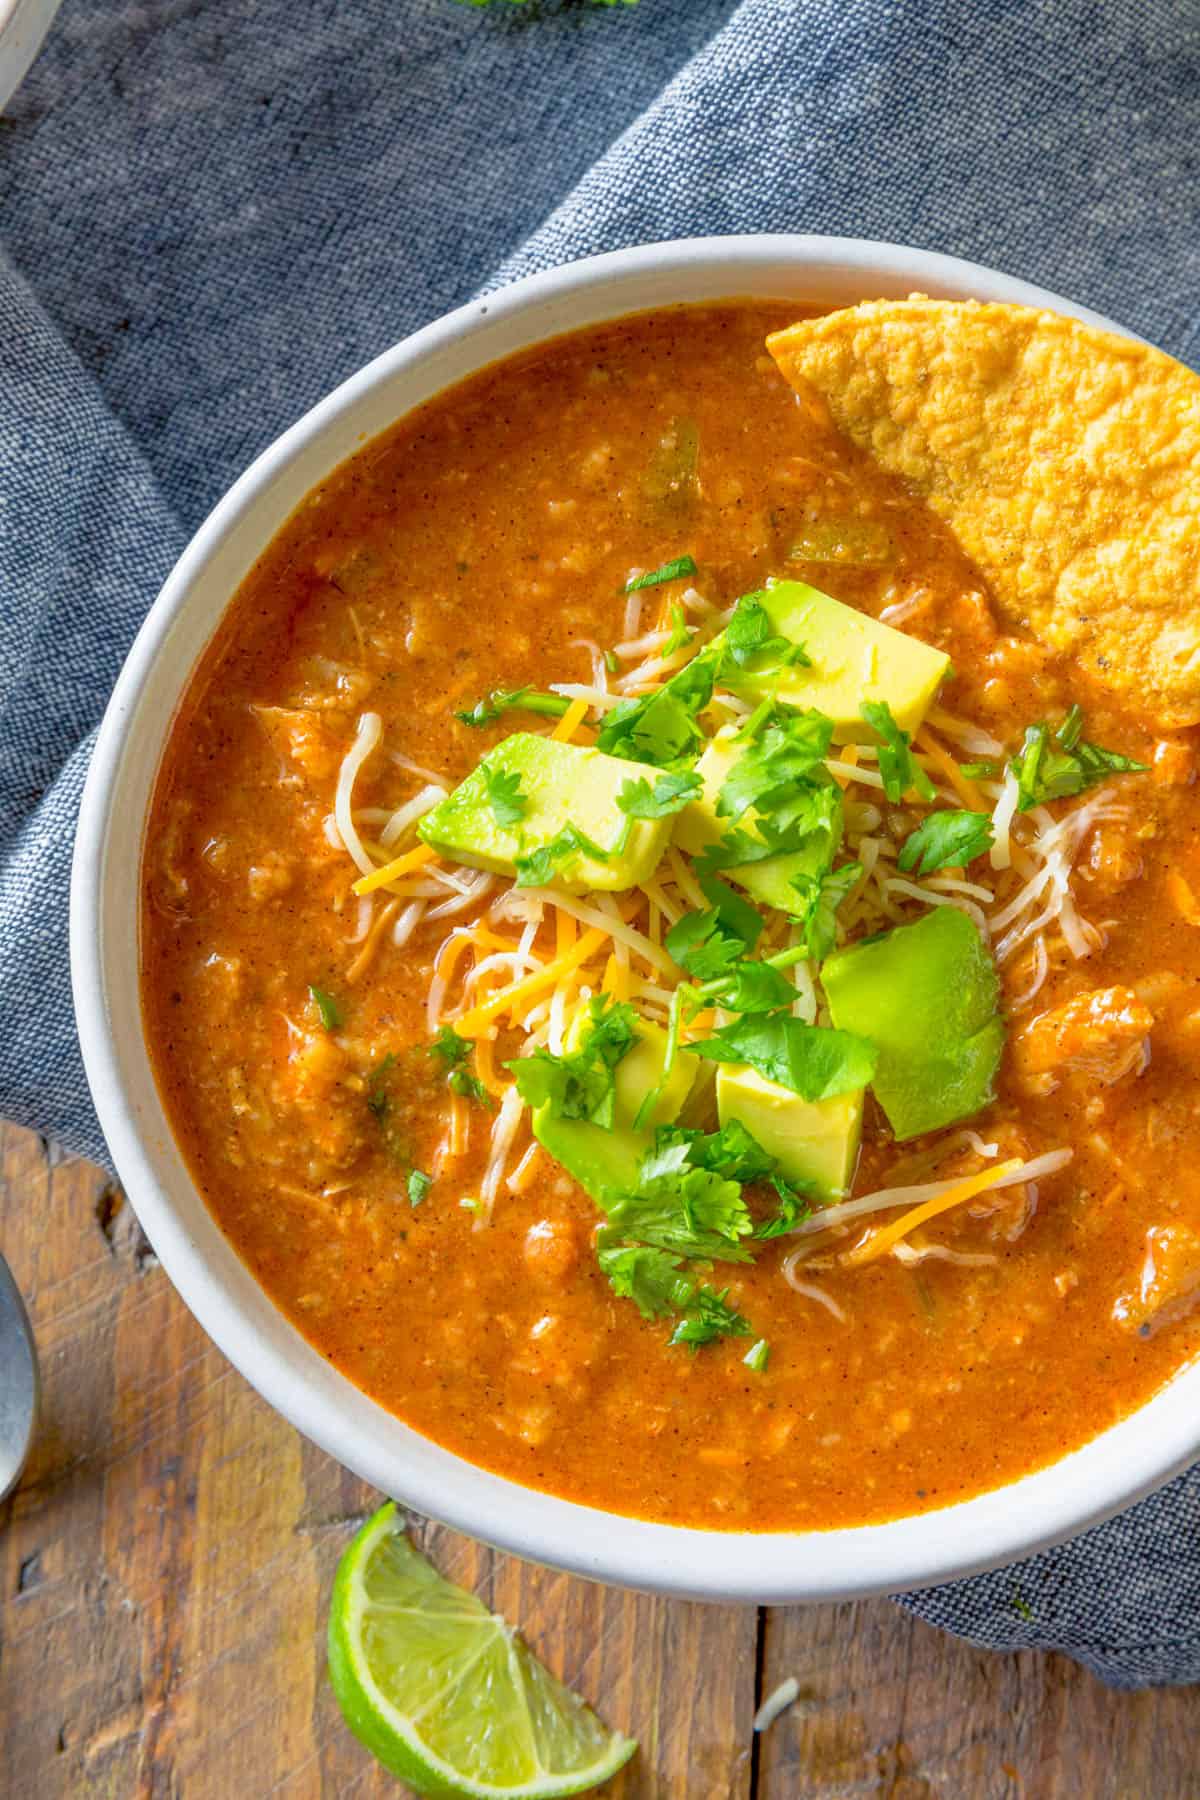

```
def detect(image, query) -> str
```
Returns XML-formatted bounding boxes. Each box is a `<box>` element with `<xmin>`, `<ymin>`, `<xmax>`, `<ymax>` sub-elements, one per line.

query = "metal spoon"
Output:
<box><xmin>0</xmin><ymin>1252</ymin><xmax>37</xmax><ymax>1502</ymax></box>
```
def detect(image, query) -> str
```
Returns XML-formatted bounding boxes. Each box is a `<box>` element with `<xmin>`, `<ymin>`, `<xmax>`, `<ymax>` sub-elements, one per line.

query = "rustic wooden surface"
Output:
<box><xmin>2</xmin><ymin>1120</ymin><xmax>1199</xmax><ymax>1799</ymax></box>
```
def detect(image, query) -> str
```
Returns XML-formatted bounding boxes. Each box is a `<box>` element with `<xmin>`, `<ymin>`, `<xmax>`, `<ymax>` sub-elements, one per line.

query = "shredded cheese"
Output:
<box><xmin>334</xmin><ymin>712</ymin><xmax>384</xmax><ymax>876</ymax></box>
<box><xmin>843</xmin><ymin>1160</ymin><xmax>1026</xmax><ymax>1266</ymax></box>
<box><xmin>345</xmin><ymin>898</ymin><xmax>401</xmax><ymax>983</ymax></box>
<box><xmin>915</xmin><ymin>730</ymin><xmax>987</xmax><ymax>811</ymax></box>
<box><xmin>550</xmin><ymin>697</ymin><xmax>590</xmax><ymax>743</ymax></box>
<box><xmin>354</xmin><ymin>841</ymin><xmax>439</xmax><ymax>896</ymax></box>
<box><xmin>453</xmin><ymin>928</ymin><xmax>608</xmax><ymax>1037</ymax></box>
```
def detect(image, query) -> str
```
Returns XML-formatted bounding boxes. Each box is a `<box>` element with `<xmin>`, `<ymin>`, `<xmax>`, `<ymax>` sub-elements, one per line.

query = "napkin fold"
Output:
<box><xmin>3</xmin><ymin>0</ymin><xmax>1198</xmax><ymax>1686</ymax></box>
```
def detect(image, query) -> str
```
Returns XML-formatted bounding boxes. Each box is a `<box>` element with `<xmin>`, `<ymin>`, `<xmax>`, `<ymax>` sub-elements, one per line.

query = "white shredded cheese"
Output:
<box><xmin>334</xmin><ymin>712</ymin><xmax>383</xmax><ymax>877</ymax></box>
<box><xmin>753</xmin><ymin>1678</ymin><xmax>800</xmax><ymax>1734</ymax></box>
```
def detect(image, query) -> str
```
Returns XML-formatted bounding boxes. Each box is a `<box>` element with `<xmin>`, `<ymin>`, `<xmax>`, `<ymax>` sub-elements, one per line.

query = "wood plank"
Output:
<box><xmin>0</xmin><ymin>1123</ymin><xmax>757</xmax><ymax>1796</ymax></box>
<box><xmin>756</xmin><ymin>1596</ymin><xmax>1200</xmax><ymax>1797</ymax></box>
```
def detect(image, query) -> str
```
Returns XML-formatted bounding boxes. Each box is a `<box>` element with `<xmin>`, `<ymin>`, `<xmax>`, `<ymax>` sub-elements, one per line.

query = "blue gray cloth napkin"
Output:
<box><xmin>3</xmin><ymin>0</ymin><xmax>1199</xmax><ymax>1687</ymax></box>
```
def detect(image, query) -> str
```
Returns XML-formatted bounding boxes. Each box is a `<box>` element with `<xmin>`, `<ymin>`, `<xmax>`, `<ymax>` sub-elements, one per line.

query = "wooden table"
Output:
<box><xmin>1</xmin><ymin>1122</ymin><xmax>1197</xmax><ymax>1798</ymax></box>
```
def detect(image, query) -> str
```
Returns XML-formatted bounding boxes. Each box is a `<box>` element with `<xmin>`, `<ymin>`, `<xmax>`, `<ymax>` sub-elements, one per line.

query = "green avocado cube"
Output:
<box><xmin>532</xmin><ymin>1009</ymin><xmax>699</xmax><ymax>1208</ymax></box>
<box><xmin>673</xmin><ymin>725</ymin><xmax>842</xmax><ymax>910</ymax></box>
<box><xmin>716</xmin><ymin>1063</ymin><xmax>863</xmax><ymax>1201</ymax></box>
<box><xmin>418</xmin><ymin>733</ymin><xmax>671</xmax><ymax>892</ymax></box>
<box><xmin>724</xmin><ymin>580</ymin><xmax>949</xmax><ymax>740</ymax></box>
<box><xmin>821</xmin><ymin>907</ymin><xmax>1004</xmax><ymax>1141</ymax></box>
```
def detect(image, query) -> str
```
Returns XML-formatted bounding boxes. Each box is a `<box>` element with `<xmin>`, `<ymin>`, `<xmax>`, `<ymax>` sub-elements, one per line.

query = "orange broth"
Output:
<box><xmin>141</xmin><ymin>304</ymin><xmax>1200</xmax><ymax>1530</ymax></box>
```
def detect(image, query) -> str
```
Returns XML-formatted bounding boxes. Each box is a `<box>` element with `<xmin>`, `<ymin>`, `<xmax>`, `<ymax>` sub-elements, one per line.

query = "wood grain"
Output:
<box><xmin>0</xmin><ymin>1119</ymin><xmax>1197</xmax><ymax>1798</ymax></box>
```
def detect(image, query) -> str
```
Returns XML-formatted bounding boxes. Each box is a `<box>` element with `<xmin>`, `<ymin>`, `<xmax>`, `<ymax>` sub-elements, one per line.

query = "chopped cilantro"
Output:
<box><xmin>429</xmin><ymin>1027</ymin><xmax>470</xmax><ymax>1068</ymax></box>
<box><xmin>607</xmin><ymin>1150</ymin><xmax>754</xmax><ymax>1263</ymax></box>
<box><xmin>308</xmin><ymin>985</ymin><xmax>342</xmax><ymax>1032</ymax></box>
<box><xmin>1012</xmin><ymin>1587</ymin><xmax>1034</xmax><ymax>1623</ymax></box>
<box><xmin>743</xmin><ymin>1337</ymin><xmax>771</xmax><ymax>1373</ymax></box>
<box><xmin>366</xmin><ymin>1053</ymin><xmax>396</xmax><ymax>1119</ymax></box>
<box><xmin>1010</xmin><ymin>712</ymin><xmax>1146</xmax><ymax>811</ymax></box>
<box><xmin>958</xmin><ymin>760</ymin><xmax>999</xmax><ymax>780</ymax></box>
<box><xmin>720</xmin><ymin>591</ymin><xmax>811</xmax><ymax>676</ymax></box>
<box><xmin>596</xmin><ymin>1240</ymin><xmax>695</xmax><ymax>1320</ymax></box>
<box><xmin>484</xmin><ymin>766</ymin><xmax>527</xmax><ymax>829</ymax></box>
<box><xmin>448</xmin><ymin>1066</ymin><xmax>492</xmax><ymax>1107</ymax></box>
<box><xmin>716</xmin><ymin>708</ymin><xmax>834</xmax><ymax>823</ymax></box>
<box><xmin>668</xmin><ymin>1287</ymin><xmax>753</xmax><ymax>1351</ymax></box>
<box><xmin>507</xmin><ymin>996</ymin><xmax>638</xmax><ymax>1129</ymax></box>
<box><xmin>860</xmin><ymin>699</ymin><xmax>937</xmax><ymax>803</ymax></box>
<box><xmin>623</xmin><ymin>554</ymin><xmax>698</xmax><ymax>593</ymax></box>
<box><xmin>787</xmin><ymin>860</ymin><xmax>861</xmax><ymax>961</ymax></box>
<box><xmin>428</xmin><ymin>1029</ymin><xmax>491</xmax><ymax>1108</ymax></box>
<box><xmin>754</xmin><ymin>1174</ymin><xmax>815</xmax><ymax>1239</ymax></box>
<box><xmin>699</xmin><ymin>957</ymin><xmax>798</xmax><ymax>1014</ymax></box>
<box><xmin>455</xmin><ymin>687</ymin><xmax>570</xmax><ymax>728</ymax></box>
<box><xmin>651</xmin><ymin>1119</ymin><xmax>777</xmax><ymax>1184</ymax></box>
<box><xmin>594</xmin><ymin>652</ymin><xmax>716</xmax><ymax>767</ymax></box>
<box><xmin>663</xmin><ymin>602</ymin><xmax>693</xmax><ymax>658</ymax></box>
<box><xmin>407</xmin><ymin>1169</ymin><xmax>432</xmax><ymax>1206</ymax></box>
<box><xmin>616</xmin><ymin>769</ymin><xmax>702</xmax><ymax>821</ymax></box>
<box><xmin>690</xmin><ymin>1014</ymin><xmax>877</xmax><ymax>1101</ymax></box>
<box><xmin>898</xmin><ymin>808</ymin><xmax>994</xmax><ymax>876</ymax></box>
<box><xmin>513</xmin><ymin>822</ymin><xmax>612</xmax><ymax>888</ymax></box>
<box><xmin>666</xmin><ymin>907</ymin><xmax>750</xmax><ymax>983</ymax></box>
<box><xmin>604</xmin><ymin>648</ymin><xmax>620</xmax><ymax>674</ymax></box>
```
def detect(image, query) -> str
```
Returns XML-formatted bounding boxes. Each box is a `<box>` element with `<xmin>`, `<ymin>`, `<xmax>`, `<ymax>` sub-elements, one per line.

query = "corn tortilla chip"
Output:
<box><xmin>768</xmin><ymin>299</ymin><xmax>1200</xmax><ymax>727</ymax></box>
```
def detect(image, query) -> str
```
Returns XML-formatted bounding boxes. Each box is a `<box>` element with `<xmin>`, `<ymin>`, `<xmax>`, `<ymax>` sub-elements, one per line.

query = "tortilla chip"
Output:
<box><xmin>768</xmin><ymin>299</ymin><xmax>1200</xmax><ymax>727</ymax></box>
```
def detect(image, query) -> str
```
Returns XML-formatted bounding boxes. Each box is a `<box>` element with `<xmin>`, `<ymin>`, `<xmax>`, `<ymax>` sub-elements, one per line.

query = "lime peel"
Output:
<box><xmin>328</xmin><ymin>1503</ymin><xmax>637</xmax><ymax>1798</ymax></box>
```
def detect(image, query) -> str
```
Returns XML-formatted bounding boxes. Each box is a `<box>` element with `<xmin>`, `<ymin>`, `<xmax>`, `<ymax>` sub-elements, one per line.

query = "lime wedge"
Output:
<box><xmin>327</xmin><ymin>1504</ymin><xmax>637</xmax><ymax>1798</ymax></box>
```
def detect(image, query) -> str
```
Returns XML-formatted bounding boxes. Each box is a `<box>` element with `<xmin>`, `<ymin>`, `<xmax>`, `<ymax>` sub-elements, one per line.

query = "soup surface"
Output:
<box><xmin>143</xmin><ymin>303</ymin><xmax>1200</xmax><ymax>1531</ymax></box>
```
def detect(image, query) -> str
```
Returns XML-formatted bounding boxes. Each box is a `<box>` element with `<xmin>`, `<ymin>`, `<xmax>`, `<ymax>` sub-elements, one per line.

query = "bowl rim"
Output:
<box><xmin>71</xmin><ymin>232</ymin><xmax>1200</xmax><ymax>1603</ymax></box>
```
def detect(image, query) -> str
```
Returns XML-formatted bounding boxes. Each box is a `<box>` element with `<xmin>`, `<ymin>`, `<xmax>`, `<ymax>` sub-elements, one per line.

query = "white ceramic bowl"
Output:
<box><xmin>0</xmin><ymin>0</ymin><xmax>62</xmax><ymax>112</ymax></box>
<box><xmin>71</xmin><ymin>235</ymin><xmax>1198</xmax><ymax>1603</ymax></box>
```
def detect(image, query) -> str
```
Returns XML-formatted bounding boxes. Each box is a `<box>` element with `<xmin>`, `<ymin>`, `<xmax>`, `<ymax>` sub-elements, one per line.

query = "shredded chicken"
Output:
<box><xmin>1114</xmin><ymin>1225</ymin><xmax>1200</xmax><ymax>1338</ymax></box>
<box><xmin>1012</xmin><ymin>985</ymin><xmax>1153</xmax><ymax>1096</ymax></box>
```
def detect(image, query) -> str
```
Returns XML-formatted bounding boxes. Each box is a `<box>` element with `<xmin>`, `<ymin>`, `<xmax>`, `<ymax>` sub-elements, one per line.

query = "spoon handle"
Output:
<box><xmin>0</xmin><ymin>1252</ymin><xmax>38</xmax><ymax>1503</ymax></box>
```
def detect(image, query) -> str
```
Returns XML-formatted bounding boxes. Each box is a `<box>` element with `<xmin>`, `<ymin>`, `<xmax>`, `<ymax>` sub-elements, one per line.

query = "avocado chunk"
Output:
<box><xmin>821</xmin><ymin>907</ymin><xmax>1004</xmax><ymax>1141</ymax></box>
<box><xmin>532</xmin><ymin>1009</ymin><xmax>699</xmax><ymax>1207</ymax></box>
<box><xmin>723</xmin><ymin>580</ymin><xmax>949</xmax><ymax>740</ymax></box>
<box><xmin>673</xmin><ymin>724</ymin><xmax>843</xmax><ymax>911</ymax></box>
<box><xmin>716</xmin><ymin>1063</ymin><xmax>862</xmax><ymax>1200</ymax></box>
<box><xmin>418</xmin><ymin>733</ymin><xmax>671</xmax><ymax>892</ymax></box>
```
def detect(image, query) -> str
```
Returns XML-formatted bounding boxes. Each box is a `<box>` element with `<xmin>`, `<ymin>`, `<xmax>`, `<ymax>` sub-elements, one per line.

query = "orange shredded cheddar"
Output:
<box><xmin>345</xmin><ymin>898</ymin><xmax>401</xmax><ymax>984</ymax></box>
<box><xmin>915</xmin><ymin>730</ymin><xmax>987</xmax><ymax>812</ymax></box>
<box><xmin>844</xmin><ymin>1160</ymin><xmax>1025</xmax><ymax>1267</ymax></box>
<box><xmin>353</xmin><ymin>841</ymin><xmax>439</xmax><ymax>896</ymax></box>
<box><xmin>454</xmin><ymin>928</ymin><xmax>608</xmax><ymax>1037</ymax></box>
<box><xmin>602</xmin><ymin>953</ymin><xmax>630</xmax><ymax>1002</ymax></box>
<box><xmin>550</xmin><ymin>697</ymin><xmax>589</xmax><ymax>743</ymax></box>
<box><xmin>555</xmin><ymin>908</ymin><xmax>577</xmax><ymax>957</ymax></box>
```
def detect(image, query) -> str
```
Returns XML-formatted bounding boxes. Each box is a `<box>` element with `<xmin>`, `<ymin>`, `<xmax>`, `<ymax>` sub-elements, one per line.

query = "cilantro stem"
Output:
<box><xmin>734</xmin><ymin>696</ymin><xmax>775</xmax><ymax>741</ymax></box>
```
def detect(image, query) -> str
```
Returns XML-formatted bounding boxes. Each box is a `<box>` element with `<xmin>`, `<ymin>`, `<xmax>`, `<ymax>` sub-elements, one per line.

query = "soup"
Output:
<box><xmin>141</xmin><ymin>302</ymin><xmax>1200</xmax><ymax>1531</ymax></box>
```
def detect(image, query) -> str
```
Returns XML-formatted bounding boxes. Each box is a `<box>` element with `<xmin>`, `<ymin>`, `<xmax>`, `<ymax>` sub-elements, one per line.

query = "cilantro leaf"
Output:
<box><xmin>429</xmin><ymin>1027</ymin><xmax>470</xmax><ymax>1068</ymax></box>
<box><xmin>607</xmin><ymin>1161</ymin><xmax>755</xmax><ymax>1262</ymax></box>
<box><xmin>308</xmin><ymin>985</ymin><xmax>342</xmax><ymax>1032</ymax></box>
<box><xmin>702</xmin><ymin>958</ymin><xmax>798</xmax><ymax>1013</ymax></box>
<box><xmin>617</xmin><ymin>769</ymin><xmax>702</xmax><ymax>820</ymax></box>
<box><xmin>787</xmin><ymin>860</ymin><xmax>862</xmax><ymax>961</ymax></box>
<box><xmin>514</xmin><ymin>822</ymin><xmax>611</xmax><ymax>888</ymax></box>
<box><xmin>716</xmin><ymin>710</ymin><xmax>835</xmax><ymax>822</ymax></box>
<box><xmin>652</xmin><ymin>1120</ymin><xmax>777</xmax><ymax>1184</ymax></box>
<box><xmin>665</xmin><ymin>906</ymin><xmax>750</xmax><ymax>982</ymax></box>
<box><xmin>485</xmin><ymin>766</ymin><xmax>527</xmax><ymax>829</ymax></box>
<box><xmin>754</xmin><ymin>1174</ymin><xmax>815</xmax><ymax>1239</ymax></box>
<box><xmin>663</xmin><ymin>602</ymin><xmax>693</xmax><ymax>658</ymax></box>
<box><xmin>668</xmin><ymin>1287</ymin><xmax>753</xmax><ymax>1350</ymax></box>
<box><xmin>1010</xmin><ymin>714</ymin><xmax>1147</xmax><ymax>811</ymax></box>
<box><xmin>623</xmin><ymin>554</ymin><xmax>698</xmax><ymax>593</ymax></box>
<box><xmin>366</xmin><ymin>1053</ymin><xmax>396</xmax><ymax>1119</ymax></box>
<box><xmin>448</xmin><ymin>1066</ymin><xmax>492</xmax><ymax>1108</ymax></box>
<box><xmin>595</xmin><ymin>652</ymin><xmax>716</xmax><ymax>767</ymax></box>
<box><xmin>455</xmin><ymin>687</ymin><xmax>570</xmax><ymax>728</ymax></box>
<box><xmin>689</xmin><ymin>1014</ymin><xmax>877</xmax><ymax>1101</ymax></box>
<box><xmin>407</xmin><ymin>1169</ymin><xmax>432</xmax><ymax>1206</ymax></box>
<box><xmin>720</xmin><ymin>591</ymin><xmax>811</xmax><ymax>675</ymax></box>
<box><xmin>898</xmin><ymin>809</ymin><xmax>994</xmax><ymax>876</ymax></box>
<box><xmin>507</xmin><ymin>996</ymin><xmax>638</xmax><ymax>1129</ymax></box>
<box><xmin>596</xmin><ymin>1240</ymin><xmax>695</xmax><ymax>1320</ymax></box>
<box><xmin>861</xmin><ymin>699</ymin><xmax>937</xmax><ymax>803</ymax></box>
<box><xmin>743</xmin><ymin>1337</ymin><xmax>771</xmax><ymax>1372</ymax></box>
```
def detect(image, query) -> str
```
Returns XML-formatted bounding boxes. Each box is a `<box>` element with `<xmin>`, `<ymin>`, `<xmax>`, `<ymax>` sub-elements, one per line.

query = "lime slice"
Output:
<box><xmin>328</xmin><ymin>1503</ymin><xmax>637</xmax><ymax>1798</ymax></box>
